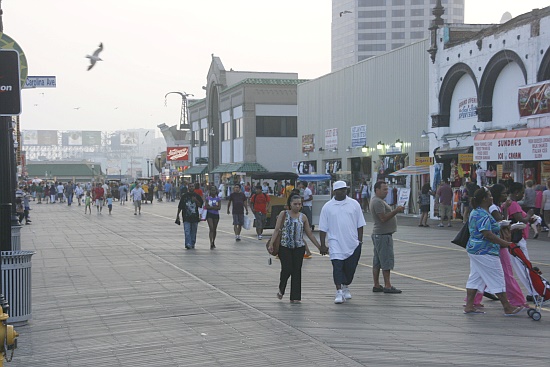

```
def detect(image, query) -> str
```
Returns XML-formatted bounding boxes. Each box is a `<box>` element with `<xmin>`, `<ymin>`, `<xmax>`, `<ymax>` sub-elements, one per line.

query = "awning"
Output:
<box><xmin>210</xmin><ymin>162</ymin><xmax>268</xmax><ymax>174</ymax></box>
<box><xmin>473</xmin><ymin>127</ymin><xmax>550</xmax><ymax>161</ymax></box>
<box><xmin>183</xmin><ymin>165</ymin><xmax>207</xmax><ymax>175</ymax></box>
<box><xmin>389</xmin><ymin>165</ymin><xmax>430</xmax><ymax>176</ymax></box>
<box><xmin>433</xmin><ymin>146</ymin><xmax>473</xmax><ymax>162</ymax></box>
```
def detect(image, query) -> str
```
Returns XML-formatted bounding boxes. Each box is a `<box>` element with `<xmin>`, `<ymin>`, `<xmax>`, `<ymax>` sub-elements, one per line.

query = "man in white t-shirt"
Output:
<box><xmin>130</xmin><ymin>184</ymin><xmax>145</xmax><ymax>215</ymax></box>
<box><xmin>319</xmin><ymin>181</ymin><xmax>366</xmax><ymax>304</ymax></box>
<box><xmin>299</xmin><ymin>181</ymin><xmax>314</xmax><ymax>229</ymax></box>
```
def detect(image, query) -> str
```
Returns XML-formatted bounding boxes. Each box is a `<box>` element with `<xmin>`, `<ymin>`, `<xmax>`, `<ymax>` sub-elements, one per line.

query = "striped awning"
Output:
<box><xmin>389</xmin><ymin>165</ymin><xmax>430</xmax><ymax>176</ymax></box>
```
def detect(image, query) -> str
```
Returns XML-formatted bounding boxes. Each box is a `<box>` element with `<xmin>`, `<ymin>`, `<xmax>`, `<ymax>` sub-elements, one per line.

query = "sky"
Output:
<box><xmin>3</xmin><ymin>0</ymin><xmax>549</xmax><ymax>133</ymax></box>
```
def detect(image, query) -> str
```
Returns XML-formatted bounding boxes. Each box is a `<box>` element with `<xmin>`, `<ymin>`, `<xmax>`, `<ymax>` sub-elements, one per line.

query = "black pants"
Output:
<box><xmin>278</xmin><ymin>245</ymin><xmax>306</xmax><ymax>301</ymax></box>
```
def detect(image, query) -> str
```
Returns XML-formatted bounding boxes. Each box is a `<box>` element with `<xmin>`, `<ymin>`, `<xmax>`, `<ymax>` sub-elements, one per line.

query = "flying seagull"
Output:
<box><xmin>339</xmin><ymin>10</ymin><xmax>352</xmax><ymax>17</ymax></box>
<box><xmin>86</xmin><ymin>42</ymin><xmax>103</xmax><ymax>71</ymax></box>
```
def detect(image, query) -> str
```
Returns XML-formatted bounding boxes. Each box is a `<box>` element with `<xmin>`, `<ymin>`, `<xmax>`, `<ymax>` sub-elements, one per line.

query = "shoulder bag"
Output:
<box><xmin>451</xmin><ymin>222</ymin><xmax>469</xmax><ymax>248</ymax></box>
<box><xmin>266</xmin><ymin>210</ymin><xmax>286</xmax><ymax>256</ymax></box>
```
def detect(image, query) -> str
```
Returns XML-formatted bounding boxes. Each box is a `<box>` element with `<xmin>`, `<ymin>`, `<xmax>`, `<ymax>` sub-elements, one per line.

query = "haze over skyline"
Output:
<box><xmin>3</xmin><ymin>0</ymin><xmax>549</xmax><ymax>132</ymax></box>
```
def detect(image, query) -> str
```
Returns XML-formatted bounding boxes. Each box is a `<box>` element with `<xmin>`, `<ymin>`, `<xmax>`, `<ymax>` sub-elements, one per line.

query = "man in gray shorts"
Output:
<box><xmin>370</xmin><ymin>181</ymin><xmax>405</xmax><ymax>294</ymax></box>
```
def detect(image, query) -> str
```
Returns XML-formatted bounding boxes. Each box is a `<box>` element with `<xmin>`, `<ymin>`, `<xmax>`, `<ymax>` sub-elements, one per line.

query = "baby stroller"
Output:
<box><xmin>509</xmin><ymin>243</ymin><xmax>550</xmax><ymax>321</ymax></box>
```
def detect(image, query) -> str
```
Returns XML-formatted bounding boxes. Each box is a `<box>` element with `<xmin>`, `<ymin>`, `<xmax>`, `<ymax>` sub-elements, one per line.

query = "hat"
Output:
<box><xmin>333</xmin><ymin>181</ymin><xmax>348</xmax><ymax>190</ymax></box>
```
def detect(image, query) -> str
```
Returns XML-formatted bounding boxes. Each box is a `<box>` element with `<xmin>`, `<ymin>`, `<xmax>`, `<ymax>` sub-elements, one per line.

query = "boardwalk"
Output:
<box><xmin>9</xmin><ymin>200</ymin><xmax>550</xmax><ymax>366</ymax></box>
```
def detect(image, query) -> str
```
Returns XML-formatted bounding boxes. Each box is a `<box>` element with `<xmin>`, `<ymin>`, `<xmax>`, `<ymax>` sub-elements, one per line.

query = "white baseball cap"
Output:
<box><xmin>332</xmin><ymin>181</ymin><xmax>349</xmax><ymax>190</ymax></box>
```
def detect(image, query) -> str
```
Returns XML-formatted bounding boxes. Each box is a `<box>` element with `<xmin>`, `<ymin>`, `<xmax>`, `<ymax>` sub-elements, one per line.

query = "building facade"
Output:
<box><xmin>332</xmin><ymin>0</ymin><xmax>464</xmax><ymax>71</ymax></box>
<box><xmin>187</xmin><ymin>56</ymin><xmax>306</xmax><ymax>185</ymax></box>
<box><xmin>299</xmin><ymin>39</ymin><xmax>431</xmax><ymax>212</ymax></box>
<box><xmin>428</xmin><ymin>6</ymin><xmax>550</xmax><ymax>211</ymax></box>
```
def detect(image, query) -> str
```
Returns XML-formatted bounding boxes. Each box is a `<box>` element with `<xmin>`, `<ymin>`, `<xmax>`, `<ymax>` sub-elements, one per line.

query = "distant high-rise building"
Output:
<box><xmin>332</xmin><ymin>0</ymin><xmax>465</xmax><ymax>71</ymax></box>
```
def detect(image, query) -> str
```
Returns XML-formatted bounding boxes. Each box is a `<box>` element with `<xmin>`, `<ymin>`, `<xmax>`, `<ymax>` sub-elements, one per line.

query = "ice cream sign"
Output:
<box><xmin>473</xmin><ymin>129</ymin><xmax>550</xmax><ymax>161</ymax></box>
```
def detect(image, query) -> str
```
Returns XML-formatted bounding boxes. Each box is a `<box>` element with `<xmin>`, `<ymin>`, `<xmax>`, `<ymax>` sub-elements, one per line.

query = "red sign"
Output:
<box><xmin>167</xmin><ymin>146</ymin><xmax>189</xmax><ymax>161</ymax></box>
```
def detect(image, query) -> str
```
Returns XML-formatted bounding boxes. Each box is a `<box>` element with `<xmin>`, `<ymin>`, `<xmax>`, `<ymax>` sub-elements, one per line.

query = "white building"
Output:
<box><xmin>428</xmin><ymin>6</ymin><xmax>550</xmax><ymax>192</ymax></box>
<box><xmin>332</xmin><ymin>0</ymin><xmax>464</xmax><ymax>71</ymax></box>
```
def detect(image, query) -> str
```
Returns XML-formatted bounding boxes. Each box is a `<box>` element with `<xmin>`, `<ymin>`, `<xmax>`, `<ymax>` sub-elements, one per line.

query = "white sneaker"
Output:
<box><xmin>334</xmin><ymin>290</ymin><xmax>345</xmax><ymax>304</ymax></box>
<box><xmin>236</xmin><ymin>235</ymin><xmax>241</xmax><ymax>241</ymax></box>
<box><xmin>342</xmin><ymin>285</ymin><xmax>352</xmax><ymax>300</ymax></box>
<box><xmin>258</xmin><ymin>235</ymin><xmax>263</xmax><ymax>240</ymax></box>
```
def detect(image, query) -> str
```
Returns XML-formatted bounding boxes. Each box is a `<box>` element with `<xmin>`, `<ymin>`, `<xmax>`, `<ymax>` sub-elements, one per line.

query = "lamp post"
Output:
<box><xmin>146</xmin><ymin>159</ymin><xmax>150</xmax><ymax>177</ymax></box>
<box><xmin>91</xmin><ymin>164</ymin><xmax>95</xmax><ymax>183</ymax></box>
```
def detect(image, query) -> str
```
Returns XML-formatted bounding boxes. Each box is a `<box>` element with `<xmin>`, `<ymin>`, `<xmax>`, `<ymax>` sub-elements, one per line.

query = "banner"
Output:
<box><xmin>518</xmin><ymin>81</ymin><xmax>550</xmax><ymax>118</ymax></box>
<box><xmin>302</xmin><ymin>134</ymin><xmax>315</xmax><ymax>153</ymax></box>
<box><xmin>325</xmin><ymin>128</ymin><xmax>338</xmax><ymax>150</ymax></box>
<box><xmin>167</xmin><ymin>146</ymin><xmax>189</xmax><ymax>161</ymax></box>
<box><xmin>82</xmin><ymin>131</ymin><xmax>102</xmax><ymax>146</ymax></box>
<box><xmin>37</xmin><ymin>130</ymin><xmax>57</xmax><ymax>145</ymax></box>
<box><xmin>297</xmin><ymin>160</ymin><xmax>317</xmax><ymax>174</ymax></box>
<box><xmin>120</xmin><ymin>131</ymin><xmax>138</xmax><ymax>146</ymax></box>
<box><xmin>351</xmin><ymin>125</ymin><xmax>366</xmax><ymax>147</ymax></box>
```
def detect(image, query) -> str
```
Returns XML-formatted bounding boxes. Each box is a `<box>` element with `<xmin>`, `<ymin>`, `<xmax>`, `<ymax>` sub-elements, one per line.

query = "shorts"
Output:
<box><xmin>420</xmin><ymin>204</ymin><xmax>430</xmax><ymax>213</ymax></box>
<box><xmin>439</xmin><ymin>204</ymin><xmax>452</xmax><ymax>220</ymax></box>
<box><xmin>95</xmin><ymin>199</ymin><xmax>103</xmax><ymax>206</ymax></box>
<box><xmin>244</xmin><ymin>192</ymin><xmax>251</xmax><ymax>198</ymax></box>
<box><xmin>253</xmin><ymin>211</ymin><xmax>266</xmax><ymax>230</ymax></box>
<box><xmin>206</xmin><ymin>212</ymin><xmax>219</xmax><ymax>220</ymax></box>
<box><xmin>232</xmin><ymin>214</ymin><xmax>244</xmax><ymax>226</ymax></box>
<box><xmin>134</xmin><ymin>200</ymin><xmax>141</xmax><ymax>208</ymax></box>
<box><xmin>108</xmin><ymin>204</ymin><xmax>112</xmax><ymax>210</ymax></box>
<box><xmin>371</xmin><ymin>234</ymin><xmax>394</xmax><ymax>270</ymax></box>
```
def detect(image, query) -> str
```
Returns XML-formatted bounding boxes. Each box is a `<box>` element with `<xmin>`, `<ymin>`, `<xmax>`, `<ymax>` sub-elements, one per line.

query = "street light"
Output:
<box><xmin>91</xmin><ymin>164</ymin><xmax>95</xmax><ymax>183</ymax></box>
<box><xmin>164</xmin><ymin>92</ymin><xmax>193</xmax><ymax>130</ymax></box>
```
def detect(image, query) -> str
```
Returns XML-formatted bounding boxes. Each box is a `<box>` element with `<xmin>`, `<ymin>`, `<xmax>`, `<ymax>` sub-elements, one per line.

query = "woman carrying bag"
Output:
<box><xmin>268</xmin><ymin>195</ymin><xmax>327</xmax><ymax>303</ymax></box>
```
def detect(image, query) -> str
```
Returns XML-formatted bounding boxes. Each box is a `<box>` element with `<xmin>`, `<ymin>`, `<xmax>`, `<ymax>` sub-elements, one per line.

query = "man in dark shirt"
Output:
<box><xmin>227</xmin><ymin>184</ymin><xmax>248</xmax><ymax>241</ymax></box>
<box><xmin>176</xmin><ymin>184</ymin><xmax>204</xmax><ymax>249</ymax></box>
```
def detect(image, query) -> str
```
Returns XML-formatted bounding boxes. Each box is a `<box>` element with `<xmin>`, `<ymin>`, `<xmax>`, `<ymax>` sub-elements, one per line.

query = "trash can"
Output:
<box><xmin>11</xmin><ymin>225</ymin><xmax>21</xmax><ymax>251</ymax></box>
<box><xmin>1</xmin><ymin>251</ymin><xmax>35</xmax><ymax>324</ymax></box>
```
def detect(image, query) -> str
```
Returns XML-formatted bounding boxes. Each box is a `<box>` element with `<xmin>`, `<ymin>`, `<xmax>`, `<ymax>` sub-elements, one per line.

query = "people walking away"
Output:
<box><xmin>130</xmin><ymin>184</ymin><xmax>145</xmax><ymax>215</ymax></box>
<box><xmin>269</xmin><ymin>195</ymin><xmax>326</xmax><ymax>303</ymax></box>
<box><xmin>463</xmin><ymin>187</ymin><xmax>525</xmax><ymax>316</ymax></box>
<box><xmin>36</xmin><ymin>182</ymin><xmax>43</xmax><ymax>204</ymax></box>
<box><xmin>319</xmin><ymin>181</ymin><xmax>366</xmax><ymax>304</ymax></box>
<box><xmin>66</xmin><ymin>181</ymin><xmax>74</xmax><ymax>206</ymax></box>
<box><xmin>418</xmin><ymin>183</ymin><xmax>432</xmax><ymax>227</ymax></box>
<box><xmin>176</xmin><ymin>185</ymin><xmax>204</xmax><ymax>249</ymax></box>
<box><xmin>118</xmin><ymin>184</ymin><xmax>127</xmax><ymax>205</ymax></box>
<box><xmin>227</xmin><ymin>184</ymin><xmax>248</xmax><ymax>241</ymax></box>
<box><xmin>370</xmin><ymin>181</ymin><xmax>404</xmax><ymax>294</ymax></box>
<box><xmin>204</xmin><ymin>186</ymin><xmax>221</xmax><ymax>249</ymax></box>
<box><xmin>522</xmin><ymin>180</ymin><xmax>536</xmax><ymax>213</ymax></box>
<box><xmin>49</xmin><ymin>184</ymin><xmax>57</xmax><ymax>203</ymax></box>
<box><xmin>436</xmin><ymin>179</ymin><xmax>453</xmax><ymax>227</ymax></box>
<box><xmin>360</xmin><ymin>180</ymin><xmax>370</xmax><ymax>212</ymax></box>
<box><xmin>84</xmin><ymin>191</ymin><xmax>92</xmax><ymax>214</ymax></box>
<box><xmin>164</xmin><ymin>180</ymin><xmax>172</xmax><ymax>202</ymax></box>
<box><xmin>250</xmin><ymin>185</ymin><xmax>270</xmax><ymax>240</ymax></box>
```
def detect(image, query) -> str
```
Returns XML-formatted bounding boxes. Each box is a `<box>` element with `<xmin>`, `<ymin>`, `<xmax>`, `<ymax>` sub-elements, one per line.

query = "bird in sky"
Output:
<box><xmin>73</xmin><ymin>107</ymin><xmax>81</xmax><ymax>110</ymax></box>
<box><xmin>340</xmin><ymin>10</ymin><xmax>352</xmax><ymax>17</ymax></box>
<box><xmin>86</xmin><ymin>42</ymin><xmax>104</xmax><ymax>71</ymax></box>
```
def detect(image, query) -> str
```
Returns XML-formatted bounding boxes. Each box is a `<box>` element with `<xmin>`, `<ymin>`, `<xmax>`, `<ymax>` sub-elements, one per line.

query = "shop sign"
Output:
<box><xmin>542</xmin><ymin>161</ymin><xmax>550</xmax><ymax>176</ymax></box>
<box><xmin>415</xmin><ymin>157</ymin><xmax>433</xmax><ymax>166</ymax></box>
<box><xmin>386</xmin><ymin>146</ymin><xmax>402</xmax><ymax>154</ymax></box>
<box><xmin>167</xmin><ymin>146</ymin><xmax>189</xmax><ymax>161</ymax></box>
<box><xmin>458</xmin><ymin>97</ymin><xmax>477</xmax><ymax>120</ymax></box>
<box><xmin>458</xmin><ymin>153</ymin><xmax>477</xmax><ymax>164</ymax></box>
<box><xmin>473</xmin><ymin>135</ymin><xmax>550</xmax><ymax>161</ymax></box>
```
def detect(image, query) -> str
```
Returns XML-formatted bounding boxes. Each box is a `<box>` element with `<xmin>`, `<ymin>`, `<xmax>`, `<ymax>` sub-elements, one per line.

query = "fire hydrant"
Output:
<box><xmin>0</xmin><ymin>299</ymin><xmax>18</xmax><ymax>366</ymax></box>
